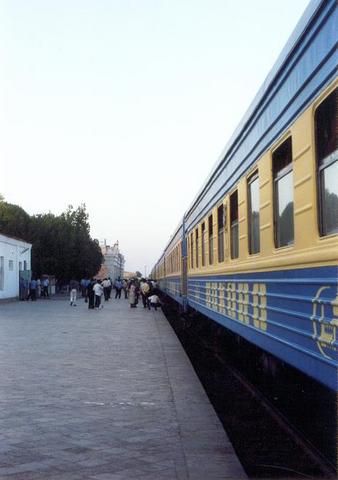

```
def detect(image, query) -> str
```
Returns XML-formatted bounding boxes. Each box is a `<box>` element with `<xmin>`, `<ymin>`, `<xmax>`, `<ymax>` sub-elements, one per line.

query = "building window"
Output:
<box><xmin>315</xmin><ymin>89</ymin><xmax>338</xmax><ymax>236</ymax></box>
<box><xmin>24</xmin><ymin>260</ymin><xmax>27</xmax><ymax>270</ymax></box>
<box><xmin>201</xmin><ymin>222</ymin><xmax>206</xmax><ymax>266</ymax></box>
<box><xmin>248</xmin><ymin>172</ymin><xmax>260</xmax><ymax>254</ymax></box>
<box><xmin>273</xmin><ymin>137</ymin><xmax>294</xmax><ymax>248</ymax></box>
<box><xmin>208</xmin><ymin>215</ymin><xmax>214</xmax><ymax>265</ymax></box>
<box><xmin>0</xmin><ymin>257</ymin><xmax>4</xmax><ymax>290</ymax></box>
<box><xmin>217</xmin><ymin>204</ymin><xmax>225</xmax><ymax>262</ymax></box>
<box><xmin>8</xmin><ymin>260</ymin><xmax>14</xmax><ymax>271</ymax></box>
<box><xmin>195</xmin><ymin>228</ymin><xmax>199</xmax><ymax>268</ymax></box>
<box><xmin>230</xmin><ymin>191</ymin><xmax>239</xmax><ymax>259</ymax></box>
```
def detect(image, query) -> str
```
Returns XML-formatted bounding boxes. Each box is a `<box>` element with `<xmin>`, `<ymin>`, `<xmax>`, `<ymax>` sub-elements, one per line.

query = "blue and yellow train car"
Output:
<box><xmin>153</xmin><ymin>221</ymin><xmax>185</xmax><ymax>305</ymax></box>
<box><xmin>154</xmin><ymin>0</ymin><xmax>337</xmax><ymax>391</ymax></box>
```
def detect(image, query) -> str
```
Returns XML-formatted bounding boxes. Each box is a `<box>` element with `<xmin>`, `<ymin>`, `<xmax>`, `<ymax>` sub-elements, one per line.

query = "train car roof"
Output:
<box><xmin>162</xmin><ymin>218</ymin><xmax>184</xmax><ymax>255</ymax></box>
<box><xmin>185</xmin><ymin>0</ymin><xmax>328</xmax><ymax>220</ymax></box>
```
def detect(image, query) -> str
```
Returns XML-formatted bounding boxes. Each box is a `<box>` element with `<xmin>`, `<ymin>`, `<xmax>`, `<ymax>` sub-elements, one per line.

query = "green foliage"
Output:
<box><xmin>0</xmin><ymin>202</ymin><xmax>31</xmax><ymax>239</ymax></box>
<box><xmin>0</xmin><ymin>202</ymin><xmax>103</xmax><ymax>280</ymax></box>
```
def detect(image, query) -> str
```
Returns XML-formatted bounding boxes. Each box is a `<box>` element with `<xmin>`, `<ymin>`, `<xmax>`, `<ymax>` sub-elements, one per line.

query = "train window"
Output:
<box><xmin>315</xmin><ymin>89</ymin><xmax>338</xmax><ymax>236</ymax></box>
<box><xmin>208</xmin><ymin>215</ymin><xmax>214</xmax><ymax>264</ymax></box>
<box><xmin>230</xmin><ymin>191</ymin><xmax>239</xmax><ymax>259</ymax></box>
<box><xmin>190</xmin><ymin>233</ymin><xmax>194</xmax><ymax>269</ymax></box>
<box><xmin>217</xmin><ymin>204</ymin><xmax>225</xmax><ymax>262</ymax></box>
<box><xmin>248</xmin><ymin>172</ymin><xmax>260</xmax><ymax>254</ymax></box>
<box><xmin>195</xmin><ymin>228</ymin><xmax>199</xmax><ymax>268</ymax></box>
<box><xmin>201</xmin><ymin>222</ymin><xmax>206</xmax><ymax>266</ymax></box>
<box><xmin>273</xmin><ymin>137</ymin><xmax>294</xmax><ymax>248</ymax></box>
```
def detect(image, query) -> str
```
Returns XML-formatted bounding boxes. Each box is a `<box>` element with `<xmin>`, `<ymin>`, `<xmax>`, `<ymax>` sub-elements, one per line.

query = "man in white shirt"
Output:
<box><xmin>93</xmin><ymin>281</ymin><xmax>104</xmax><ymax>309</ymax></box>
<box><xmin>102</xmin><ymin>278</ymin><xmax>111</xmax><ymax>301</ymax></box>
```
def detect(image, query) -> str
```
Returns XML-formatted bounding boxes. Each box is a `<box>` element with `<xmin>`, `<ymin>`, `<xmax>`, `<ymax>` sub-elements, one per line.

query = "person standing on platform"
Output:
<box><xmin>93</xmin><ymin>280</ymin><xmax>104</xmax><ymax>309</ymax></box>
<box><xmin>83</xmin><ymin>278</ymin><xmax>90</xmax><ymax>303</ymax></box>
<box><xmin>122</xmin><ymin>279</ymin><xmax>128</xmax><ymax>299</ymax></box>
<box><xmin>102</xmin><ymin>278</ymin><xmax>110</xmax><ymax>301</ymax></box>
<box><xmin>87</xmin><ymin>279</ymin><xmax>95</xmax><ymax>309</ymax></box>
<box><xmin>80</xmin><ymin>278</ymin><xmax>87</xmax><ymax>298</ymax></box>
<box><xmin>114</xmin><ymin>278</ymin><xmax>122</xmax><ymax>299</ymax></box>
<box><xmin>69</xmin><ymin>279</ymin><xmax>79</xmax><ymax>306</ymax></box>
<box><xmin>129</xmin><ymin>282</ymin><xmax>137</xmax><ymax>308</ymax></box>
<box><xmin>36</xmin><ymin>278</ymin><xmax>41</xmax><ymax>297</ymax></box>
<box><xmin>140</xmin><ymin>279</ymin><xmax>150</xmax><ymax>309</ymax></box>
<box><xmin>27</xmin><ymin>278</ymin><xmax>37</xmax><ymax>301</ymax></box>
<box><xmin>107</xmin><ymin>277</ymin><xmax>113</xmax><ymax>298</ymax></box>
<box><xmin>42</xmin><ymin>277</ymin><xmax>49</xmax><ymax>298</ymax></box>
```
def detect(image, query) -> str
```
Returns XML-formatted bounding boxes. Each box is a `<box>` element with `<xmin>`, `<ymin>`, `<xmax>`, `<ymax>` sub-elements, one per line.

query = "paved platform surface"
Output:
<box><xmin>0</xmin><ymin>296</ymin><xmax>247</xmax><ymax>479</ymax></box>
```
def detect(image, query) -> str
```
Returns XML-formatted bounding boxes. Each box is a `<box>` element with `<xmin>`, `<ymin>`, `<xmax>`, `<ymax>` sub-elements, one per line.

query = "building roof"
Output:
<box><xmin>0</xmin><ymin>232</ymin><xmax>32</xmax><ymax>247</ymax></box>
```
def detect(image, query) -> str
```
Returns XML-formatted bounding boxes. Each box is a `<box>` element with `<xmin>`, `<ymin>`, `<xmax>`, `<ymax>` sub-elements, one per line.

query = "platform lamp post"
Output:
<box><xmin>144</xmin><ymin>265</ymin><xmax>147</xmax><ymax>278</ymax></box>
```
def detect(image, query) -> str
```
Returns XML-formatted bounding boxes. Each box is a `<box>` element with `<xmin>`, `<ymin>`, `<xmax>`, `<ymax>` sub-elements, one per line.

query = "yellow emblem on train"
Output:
<box><xmin>312</xmin><ymin>287</ymin><xmax>338</xmax><ymax>360</ymax></box>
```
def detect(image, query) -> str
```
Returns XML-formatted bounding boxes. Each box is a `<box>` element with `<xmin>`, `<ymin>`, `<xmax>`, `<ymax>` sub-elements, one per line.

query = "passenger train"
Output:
<box><xmin>152</xmin><ymin>0</ymin><xmax>337</xmax><ymax>391</ymax></box>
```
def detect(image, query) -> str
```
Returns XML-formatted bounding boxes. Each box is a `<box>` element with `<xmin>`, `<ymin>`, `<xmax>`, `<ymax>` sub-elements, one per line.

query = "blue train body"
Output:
<box><xmin>153</xmin><ymin>0</ymin><xmax>338</xmax><ymax>391</ymax></box>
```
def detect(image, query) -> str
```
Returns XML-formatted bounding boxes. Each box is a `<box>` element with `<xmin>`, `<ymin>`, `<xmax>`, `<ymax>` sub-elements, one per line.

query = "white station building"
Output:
<box><xmin>0</xmin><ymin>233</ymin><xmax>32</xmax><ymax>300</ymax></box>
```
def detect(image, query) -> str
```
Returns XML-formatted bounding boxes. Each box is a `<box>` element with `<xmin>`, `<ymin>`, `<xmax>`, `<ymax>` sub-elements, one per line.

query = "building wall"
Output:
<box><xmin>100</xmin><ymin>242</ymin><xmax>125</xmax><ymax>281</ymax></box>
<box><xmin>0</xmin><ymin>234</ymin><xmax>32</xmax><ymax>300</ymax></box>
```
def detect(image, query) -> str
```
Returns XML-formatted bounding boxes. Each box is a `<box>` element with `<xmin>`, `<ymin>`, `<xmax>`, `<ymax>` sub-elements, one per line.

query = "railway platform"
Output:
<box><xmin>0</xmin><ymin>296</ymin><xmax>247</xmax><ymax>480</ymax></box>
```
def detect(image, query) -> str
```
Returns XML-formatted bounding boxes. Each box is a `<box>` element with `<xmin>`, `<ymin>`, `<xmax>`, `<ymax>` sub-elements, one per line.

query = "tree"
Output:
<box><xmin>0</xmin><ymin>201</ymin><xmax>103</xmax><ymax>280</ymax></box>
<box><xmin>0</xmin><ymin>201</ymin><xmax>31</xmax><ymax>239</ymax></box>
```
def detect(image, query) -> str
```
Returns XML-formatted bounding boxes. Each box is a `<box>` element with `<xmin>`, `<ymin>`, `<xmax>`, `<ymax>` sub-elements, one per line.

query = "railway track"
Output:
<box><xmin>162</xmin><ymin>301</ymin><xmax>337</xmax><ymax>479</ymax></box>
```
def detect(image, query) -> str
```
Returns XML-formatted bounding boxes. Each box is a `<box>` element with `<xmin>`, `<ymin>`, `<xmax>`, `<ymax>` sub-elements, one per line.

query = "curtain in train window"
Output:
<box><xmin>217</xmin><ymin>204</ymin><xmax>225</xmax><ymax>262</ymax></box>
<box><xmin>273</xmin><ymin>138</ymin><xmax>294</xmax><ymax>248</ymax></box>
<box><xmin>208</xmin><ymin>215</ymin><xmax>214</xmax><ymax>265</ymax></box>
<box><xmin>315</xmin><ymin>89</ymin><xmax>338</xmax><ymax>236</ymax></box>
<box><xmin>230</xmin><ymin>191</ymin><xmax>239</xmax><ymax>259</ymax></box>
<box><xmin>248</xmin><ymin>172</ymin><xmax>260</xmax><ymax>254</ymax></box>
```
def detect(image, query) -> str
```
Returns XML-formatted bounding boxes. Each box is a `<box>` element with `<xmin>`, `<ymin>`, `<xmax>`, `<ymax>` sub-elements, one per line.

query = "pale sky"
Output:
<box><xmin>0</xmin><ymin>0</ymin><xmax>310</xmax><ymax>274</ymax></box>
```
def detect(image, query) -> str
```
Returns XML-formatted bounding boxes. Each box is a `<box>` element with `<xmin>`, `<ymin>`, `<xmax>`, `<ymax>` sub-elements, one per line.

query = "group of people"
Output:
<box><xmin>68</xmin><ymin>277</ymin><xmax>161</xmax><ymax>311</ymax></box>
<box><xmin>128</xmin><ymin>278</ymin><xmax>161</xmax><ymax>310</ymax></box>
<box><xmin>24</xmin><ymin>277</ymin><xmax>50</xmax><ymax>301</ymax></box>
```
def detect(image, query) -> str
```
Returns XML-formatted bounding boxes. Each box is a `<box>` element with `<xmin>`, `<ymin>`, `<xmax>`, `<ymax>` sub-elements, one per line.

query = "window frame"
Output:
<box><xmin>208</xmin><ymin>214</ymin><xmax>214</xmax><ymax>265</ymax></box>
<box><xmin>217</xmin><ymin>204</ymin><xmax>225</xmax><ymax>263</ymax></box>
<box><xmin>201</xmin><ymin>222</ymin><xmax>206</xmax><ymax>267</ymax></box>
<box><xmin>247</xmin><ymin>171</ymin><xmax>260</xmax><ymax>255</ymax></box>
<box><xmin>315</xmin><ymin>88</ymin><xmax>338</xmax><ymax>237</ymax></box>
<box><xmin>273</xmin><ymin>137</ymin><xmax>294</xmax><ymax>248</ymax></box>
<box><xmin>195</xmin><ymin>227</ymin><xmax>199</xmax><ymax>268</ymax></box>
<box><xmin>230</xmin><ymin>190</ymin><xmax>239</xmax><ymax>259</ymax></box>
<box><xmin>190</xmin><ymin>233</ymin><xmax>194</xmax><ymax>269</ymax></box>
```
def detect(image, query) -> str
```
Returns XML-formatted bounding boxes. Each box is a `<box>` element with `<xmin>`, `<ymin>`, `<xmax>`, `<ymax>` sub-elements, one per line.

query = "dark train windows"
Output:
<box><xmin>217</xmin><ymin>204</ymin><xmax>225</xmax><ymax>262</ymax></box>
<box><xmin>315</xmin><ymin>89</ymin><xmax>338</xmax><ymax>236</ymax></box>
<box><xmin>273</xmin><ymin>138</ymin><xmax>294</xmax><ymax>248</ymax></box>
<box><xmin>201</xmin><ymin>222</ymin><xmax>206</xmax><ymax>266</ymax></box>
<box><xmin>248</xmin><ymin>172</ymin><xmax>260</xmax><ymax>254</ymax></box>
<box><xmin>208</xmin><ymin>214</ymin><xmax>214</xmax><ymax>264</ymax></box>
<box><xmin>230</xmin><ymin>191</ymin><xmax>239</xmax><ymax>259</ymax></box>
<box><xmin>195</xmin><ymin>228</ymin><xmax>199</xmax><ymax>268</ymax></box>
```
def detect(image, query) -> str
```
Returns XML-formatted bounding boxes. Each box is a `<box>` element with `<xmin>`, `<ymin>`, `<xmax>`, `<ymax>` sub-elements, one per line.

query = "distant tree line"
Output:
<box><xmin>0</xmin><ymin>200</ymin><xmax>103</xmax><ymax>281</ymax></box>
